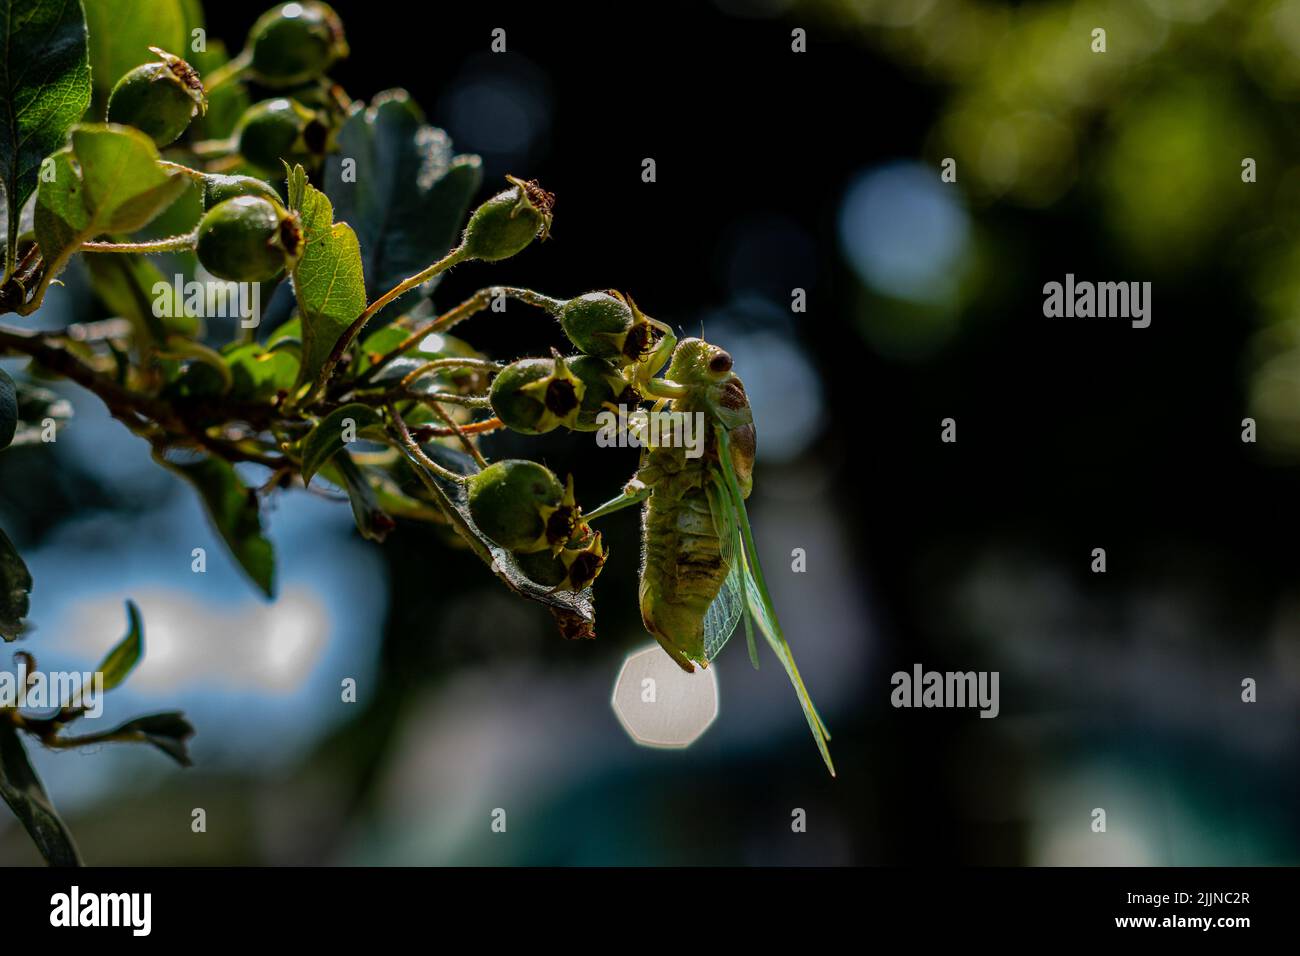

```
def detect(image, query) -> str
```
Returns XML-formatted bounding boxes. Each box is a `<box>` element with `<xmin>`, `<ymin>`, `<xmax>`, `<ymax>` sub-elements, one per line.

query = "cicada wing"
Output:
<box><xmin>702</xmin><ymin>560</ymin><xmax>744</xmax><ymax>662</ymax></box>
<box><xmin>706</xmin><ymin>478</ymin><xmax>760</xmax><ymax>668</ymax></box>
<box><xmin>714</xmin><ymin>425</ymin><xmax>835</xmax><ymax>776</ymax></box>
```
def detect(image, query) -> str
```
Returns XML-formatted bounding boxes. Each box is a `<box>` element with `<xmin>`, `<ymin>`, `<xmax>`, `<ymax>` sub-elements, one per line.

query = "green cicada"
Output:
<box><xmin>425</xmin><ymin>284</ymin><xmax>832</xmax><ymax>774</ymax></box>
<box><xmin>585</xmin><ymin>335</ymin><xmax>835</xmax><ymax>776</ymax></box>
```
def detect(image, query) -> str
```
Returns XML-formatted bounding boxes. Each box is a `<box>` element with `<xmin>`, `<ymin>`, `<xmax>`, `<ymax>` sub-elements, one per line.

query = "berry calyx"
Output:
<box><xmin>489</xmin><ymin>353</ymin><xmax>585</xmax><ymax>435</ymax></box>
<box><xmin>567</xmin><ymin>355</ymin><xmax>641</xmax><ymax>431</ymax></box>
<box><xmin>514</xmin><ymin>528</ymin><xmax>607</xmax><ymax>591</ymax></box>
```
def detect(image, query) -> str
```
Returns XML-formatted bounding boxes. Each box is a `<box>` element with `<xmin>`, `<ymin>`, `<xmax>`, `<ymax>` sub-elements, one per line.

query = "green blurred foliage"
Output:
<box><xmin>804</xmin><ymin>0</ymin><xmax>1300</xmax><ymax>457</ymax></box>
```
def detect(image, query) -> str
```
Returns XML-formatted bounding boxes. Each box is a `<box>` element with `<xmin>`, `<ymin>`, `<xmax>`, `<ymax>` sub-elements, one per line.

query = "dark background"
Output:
<box><xmin>1</xmin><ymin>0</ymin><xmax>1296</xmax><ymax>864</ymax></box>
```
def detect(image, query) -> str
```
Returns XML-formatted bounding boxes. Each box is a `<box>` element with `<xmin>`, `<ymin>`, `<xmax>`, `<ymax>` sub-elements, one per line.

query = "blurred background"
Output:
<box><xmin>1</xmin><ymin>0</ymin><xmax>1298</xmax><ymax>864</ymax></box>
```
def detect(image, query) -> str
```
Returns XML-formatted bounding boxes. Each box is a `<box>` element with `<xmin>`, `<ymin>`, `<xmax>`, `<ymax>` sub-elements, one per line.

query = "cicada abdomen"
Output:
<box><xmin>636</xmin><ymin>376</ymin><xmax>756</xmax><ymax>672</ymax></box>
<box><xmin>639</xmin><ymin>481</ymin><xmax>725</xmax><ymax>670</ymax></box>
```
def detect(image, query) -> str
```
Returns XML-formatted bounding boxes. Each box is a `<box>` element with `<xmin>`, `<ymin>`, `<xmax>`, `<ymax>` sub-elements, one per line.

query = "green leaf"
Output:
<box><xmin>300</xmin><ymin>402</ymin><xmax>383</xmax><ymax>484</ymax></box>
<box><xmin>34</xmin><ymin>125</ymin><xmax>189</xmax><ymax>277</ymax></box>
<box><xmin>355</xmin><ymin>324</ymin><xmax>410</xmax><ymax>371</ymax></box>
<box><xmin>0</xmin><ymin>525</ymin><xmax>31</xmax><ymax>640</ymax></box>
<box><xmin>267</xmin><ymin>315</ymin><xmax>302</xmax><ymax>347</ymax></box>
<box><xmin>95</xmin><ymin>600</ymin><xmax>143</xmax><ymax>691</ymax></box>
<box><xmin>30</xmin><ymin>149</ymin><xmax>84</xmax><ymax>270</ymax></box>
<box><xmin>177</xmin><ymin>0</ymin><xmax>203</xmax><ymax>35</ymax></box>
<box><xmin>0</xmin><ymin>721</ymin><xmax>81</xmax><ymax>866</ymax></box>
<box><xmin>0</xmin><ymin>0</ymin><xmax>92</xmax><ymax>275</ymax></box>
<box><xmin>223</xmin><ymin>342</ymin><xmax>298</xmax><ymax>402</ymax></box>
<box><xmin>99</xmin><ymin>711</ymin><xmax>194</xmax><ymax>767</ymax></box>
<box><xmin>158</xmin><ymin>453</ymin><xmax>276</xmax><ymax>598</ymax></box>
<box><xmin>72</xmin><ymin>125</ymin><xmax>190</xmax><ymax>231</ymax></box>
<box><xmin>82</xmin><ymin>0</ymin><xmax>187</xmax><ymax>111</ymax></box>
<box><xmin>324</xmin><ymin>453</ymin><xmax>395</xmax><ymax>543</ymax></box>
<box><xmin>325</xmin><ymin>90</ymin><xmax>482</xmax><ymax>320</ymax></box>
<box><xmin>0</xmin><ymin>367</ymin><xmax>16</xmax><ymax>449</ymax></box>
<box><xmin>285</xmin><ymin>165</ymin><xmax>366</xmax><ymax>390</ymax></box>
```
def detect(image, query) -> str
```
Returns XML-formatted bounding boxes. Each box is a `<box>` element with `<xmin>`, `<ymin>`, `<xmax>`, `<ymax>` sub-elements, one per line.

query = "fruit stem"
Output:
<box><xmin>158</xmin><ymin>160</ymin><xmax>208</xmax><ymax>182</ymax></box>
<box><xmin>352</xmin><ymin>286</ymin><xmax>563</xmax><ymax>390</ymax></box>
<box><xmin>310</xmin><ymin>243</ymin><xmax>469</xmax><ymax>403</ymax></box>
<box><xmin>189</xmin><ymin>136</ymin><xmax>239</xmax><ymax>159</ymax></box>
<box><xmin>202</xmin><ymin>49</ymin><xmax>252</xmax><ymax>94</ymax></box>
<box><xmin>396</xmin><ymin>357</ymin><xmax>499</xmax><ymax>391</ymax></box>
<box><xmin>387</xmin><ymin>403</ymin><xmax>468</xmax><ymax>484</ymax></box>
<box><xmin>81</xmin><ymin>232</ymin><xmax>199</xmax><ymax>254</ymax></box>
<box><xmin>427</xmin><ymin>401</ymin><xmax>488</xmax><ymax>470</ymax></box>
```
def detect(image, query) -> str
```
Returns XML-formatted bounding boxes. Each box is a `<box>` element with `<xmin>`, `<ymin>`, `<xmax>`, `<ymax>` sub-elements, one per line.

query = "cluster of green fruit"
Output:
<box><xmin>102</xmin><ymin>2</ymin><xmax>560</xmax><ymax>288</ymax></box>
<box><xmin>489</xmin><ymin>291</ymin><xmax>668</xmax><ymax>435</ymax></box>
<box><xmin>470</xmin><ymin>291</ymin><xmax>686</xmax><ymax>589</ymax></box>
<box><xmin>108</xmin><ymin>2</ymin><xmax>344</xmax><ymax>155</ymax></box>
<box><xmin>92</xmin><ymin>1</ymin><xmax>673</xmax><ymax>599</ymax></box>
<box><xmin>190</xmin><ymin>169</ymin><xmax>555</xmax><ymax>285</ymax></box>
<box><xmin>100</xmin><ymin>2</ymin><xmax>344</xmax><ymax>282</ymax></box>
<box><xmin>467</xmin><ymin>460</ymin><xmax>606</xmax><ymax>592</ymax></box>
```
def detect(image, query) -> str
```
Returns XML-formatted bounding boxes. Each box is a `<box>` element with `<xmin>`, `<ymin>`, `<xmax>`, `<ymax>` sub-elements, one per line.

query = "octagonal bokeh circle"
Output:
<box><xmin>611</xmin><ymin>644</ymin><xmax>720</xmax><ymax>749</ymax></box>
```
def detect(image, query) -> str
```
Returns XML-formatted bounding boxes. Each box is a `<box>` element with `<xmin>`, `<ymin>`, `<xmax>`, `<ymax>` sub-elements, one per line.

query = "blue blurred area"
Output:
<box><xmin>10</xmin><ymin>389</ymin><xmax>386</xmax><ymax>814</ymax></box>
<box><xmin>839</xmin><ymin>162</ymin><xmax>970</xmax><ymax>307</ymax></box>
<box><xmin>436</xmin><ymin>54</ymin><xmax>552</xmax><ymax>180</ymax></box>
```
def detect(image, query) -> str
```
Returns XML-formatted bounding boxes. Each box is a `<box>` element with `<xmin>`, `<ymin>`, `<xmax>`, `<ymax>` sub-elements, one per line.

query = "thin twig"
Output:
<box><xmin>200</xmin><ymin>49</ymin><xmax>252</xmax><ymax>93</ymax></box>
<box><xmin>309</xmin><ymin>244</ymin><xmax>469</xmax><ymax>402</ymax></box>
<box><xmin>396</xmin><ymin>357</ymin><xmax>499</xmax><ymax>391</ymax></box>
<box><xmin>386</xmin><ymin>403</ymin><xmax>468</xmax><ymax>484</ymax></box>
<box><xmin>412</xmin><ymin>417</ymin><xmax>504</xmax><ymax>440</ymax></box>
<box><xmin>354</xmin><ymin>388</ymin><xmax>491</xmax><ymax>409</ymax></box>
<box><xmin>428</xmin><ymin>402</ymin><xmax>487</xmax><ymax>470</ymax></box>
<box><xmin>82</xmin><ymin>232</ymin><xmax>197</xmax><ymax>254</ymax></box>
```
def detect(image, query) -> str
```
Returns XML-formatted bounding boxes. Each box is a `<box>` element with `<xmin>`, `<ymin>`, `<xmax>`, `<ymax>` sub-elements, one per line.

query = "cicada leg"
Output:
<box><xmin>640</xmin><ymin>377</ymin><xmax>689</xmax><ymax>402</ymax></box>
<box><xmin>583</xmin><ymin>479</ymin><xmax>649</xmax><ymax>522</ymax></box>
<box><xmin>631</xmin><ymin>317</ymin><xmax>677</xmax><ymax>391</ymax></box>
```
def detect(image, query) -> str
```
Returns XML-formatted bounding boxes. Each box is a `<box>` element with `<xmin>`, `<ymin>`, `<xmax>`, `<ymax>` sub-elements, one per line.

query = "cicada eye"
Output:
<box><xmin>708</xmin><ymin>351</ymin><xmax>733</xmax><ymax>374</ymax></box>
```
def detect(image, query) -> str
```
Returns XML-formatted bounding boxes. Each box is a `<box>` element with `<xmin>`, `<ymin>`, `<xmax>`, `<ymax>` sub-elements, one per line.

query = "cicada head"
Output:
<box><xmin>666</xmin><ymin>338</ymin><xmax>753</xmax><ymax>430</ymax></box>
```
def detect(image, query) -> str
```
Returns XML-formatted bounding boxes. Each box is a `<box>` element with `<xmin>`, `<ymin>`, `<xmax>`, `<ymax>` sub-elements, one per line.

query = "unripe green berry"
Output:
<box><xmin>461</xmin><ymin>175</ymin><xmax>554</xmax><ymax>262</ymax></box>
<box><xmin>467</xmin><ymin>460</ymin><xmax>576</xmax><ymax>554</ymax></box>
<box><xmin>512</xmin><ymin>548</ymin><xmax>567</xmax><ymax>588</ymax></box>
<box><xmin>196</xmin><ymin>196</ymin><xmax>303</xmax><ymax>282</ymax></box>
<box><xmin>558</xmin><ymin>291</ymin><xmax>656</xmax><ymax>365</ymax></box>
<box><xmin>567</xmin><ymin>355</ymin><xmax>640</xmax><ymax>431</ymax></box>
<box><xmin>248</xmin><ymin>1</ymin><xmax>349</xmax><ymax>88</ymax></box>
<box><xmin>236</xmin><ymin>98</ymin><xmax>328</xmax><ymax>176</ymax></box>
<box><xmin>202</xmin><ymin>174</ymin><xmax>282</xmax><ymax>209</ymax></box>
<box><xmin>489</xmin><ymin>354</ymin><xmax>585</xmax><ymax>435</ymax></box>
<box><xmin>106</xmin><ymin>48</ymin><xmax>206</xmax><ymax>147</ymax></box>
